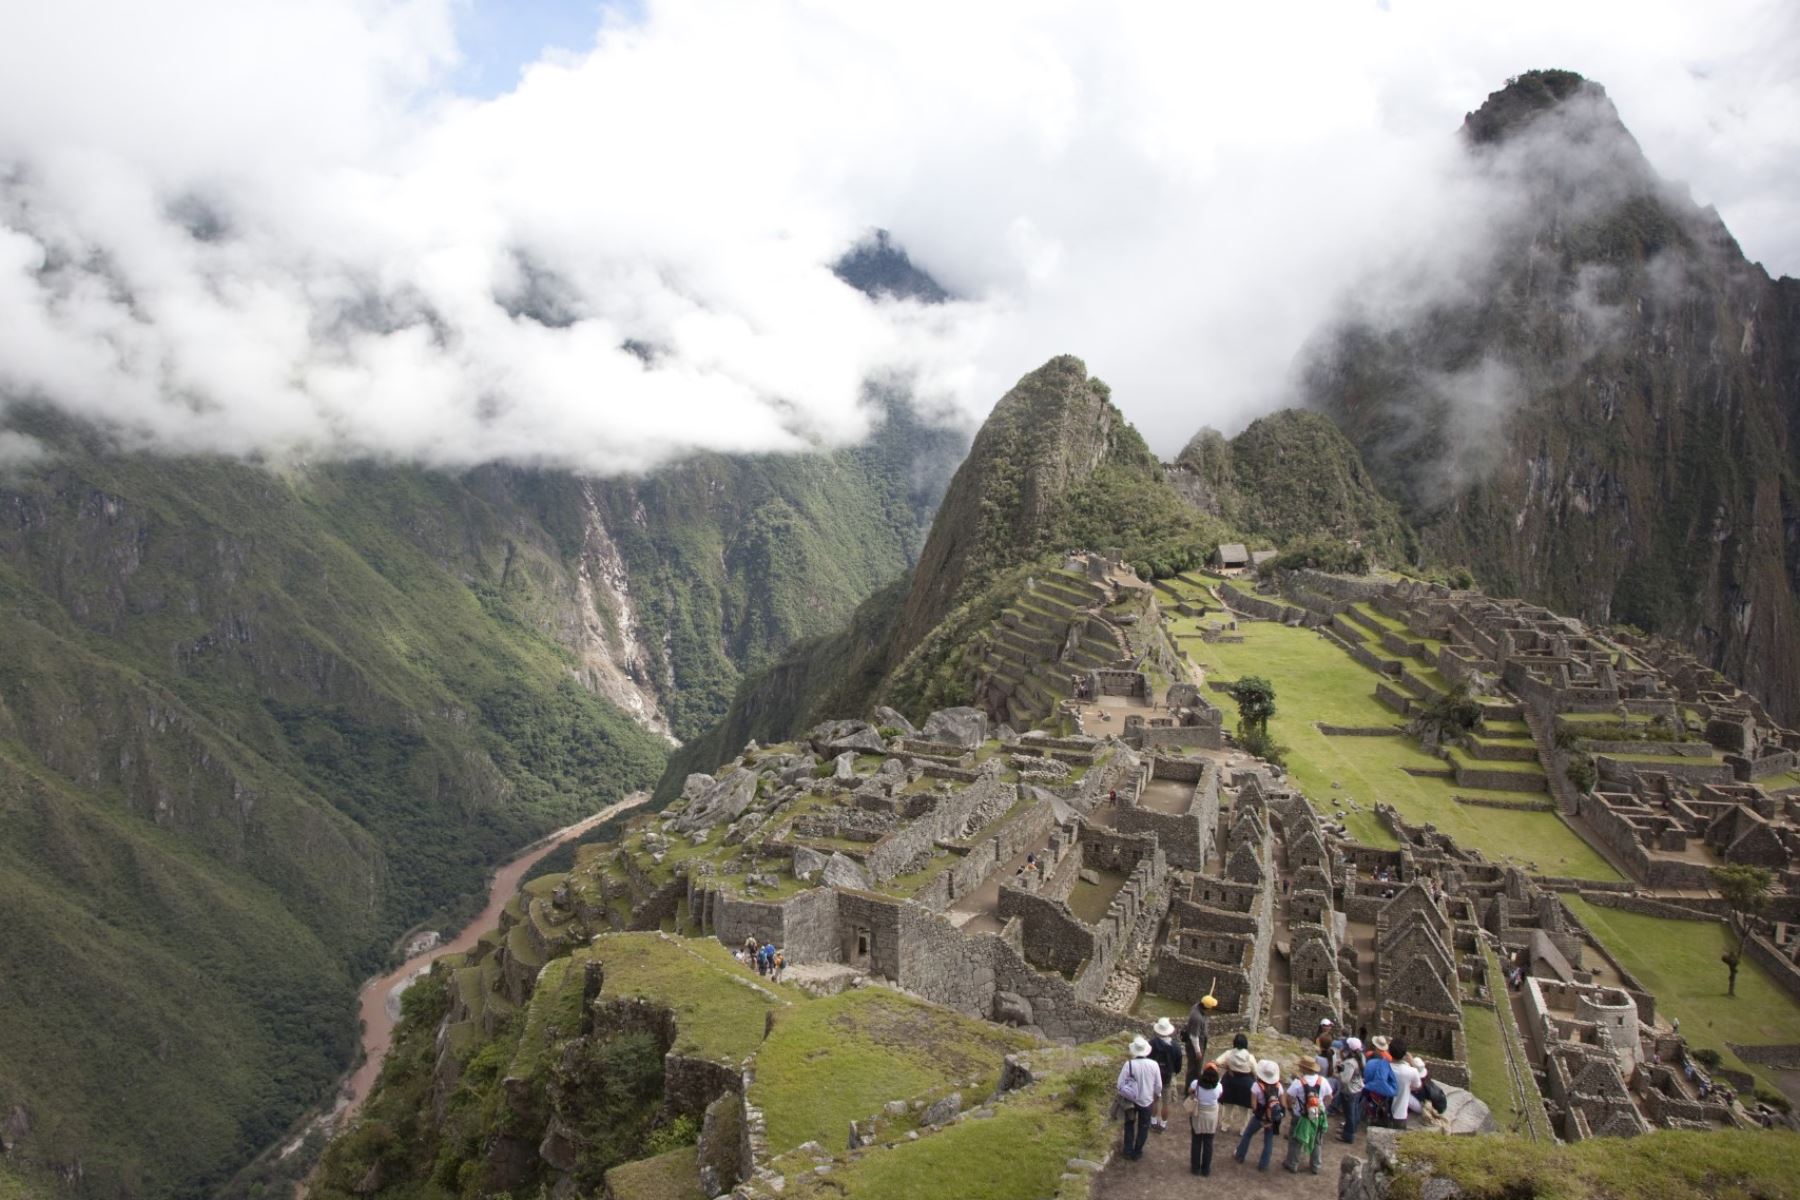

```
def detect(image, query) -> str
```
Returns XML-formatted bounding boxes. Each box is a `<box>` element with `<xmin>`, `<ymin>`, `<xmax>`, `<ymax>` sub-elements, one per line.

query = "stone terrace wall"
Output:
<box><xmin>865</xmin><ymin>777</ymin><xmax>1015</xmax><ymax>881</ymax></box>
<box><xmin>1747</xmin><ymin>933</ymin><xmax>1800</xmax><ymax>1003</ymax></box>
<box><xmin>997</xmin><ymin>884</ymin><xmax>1094</xmax><ymax>977</ymax></box>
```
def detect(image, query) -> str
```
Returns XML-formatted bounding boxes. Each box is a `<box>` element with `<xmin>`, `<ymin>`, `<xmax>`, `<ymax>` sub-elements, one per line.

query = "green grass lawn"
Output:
<box><xmin>775</xmin><ymin>1063</ymin><xmax>1111</xmax><ymax>1200</ymax></box>
<box><xmin>1395</xmin><ymin>1129</ymin><xmax>1793</xmax><ymax>1200</ymax></box>
<box><xmin>593</xmin><ymin>931</ymin><xmax>793</xmax><ymax>1062</ymax></box>
<box><xmin>1461</xmin><ymin>1003</ymin><xmax>1524</xmax><ymax>1133</ymax></box>
<box><xmin>750</xmin><ymin>987</ymin><xmax>1032</xmax><ymax>1153</ymax></box>
<box><xmin>1186</xmin><ymin>621</ymin><xmax>1618</xmax><ymax>879</ymax></box>
<box><xmin>1562</xmin><ymin>898</ymin><xmax>1800</xmax><ymax>1091</ymax></box>
<box><xmin>603</xmin><ymin>1146</ymin><xmax>705</xmax><ymax>1200</ymax></box>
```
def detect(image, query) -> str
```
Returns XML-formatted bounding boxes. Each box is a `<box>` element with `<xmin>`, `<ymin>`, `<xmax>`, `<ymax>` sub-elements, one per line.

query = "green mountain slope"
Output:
<box><xmin>0</xmin><ymin>403</ymin><xmax>958</xmax><ymax>1198</ymax></box>
<box><xmin>1302</xmin><ymin>69</ymin><xmax>1800</xmax><ymax>721</ymax></box>
<box><xmin>1171</xmin><ymin>409</ymin><xmax>1416</xmax><ymax>563</ymax></box>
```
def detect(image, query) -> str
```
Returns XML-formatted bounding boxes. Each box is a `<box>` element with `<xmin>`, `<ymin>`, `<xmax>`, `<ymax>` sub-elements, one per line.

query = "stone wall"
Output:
<box><xmin>1747</xmin><ymin>933</ymin><xmax>1800</xmax><ymax>1003</ymax></box>
<box><xmin>997</xmin><ymin>884</ymin><xmax>1094</xmax><ymax>977</ymax></box>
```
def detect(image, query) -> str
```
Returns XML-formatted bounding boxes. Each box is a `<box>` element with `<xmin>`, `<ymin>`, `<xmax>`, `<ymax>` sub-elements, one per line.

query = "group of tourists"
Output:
<box><xmin>1116</xmin><ymin>1001</ymin><xmax>1448</xmax><ymax>1177</ymax></box>
<box><xmin>737</xmin><ymin>936</ymin><xmax>785</xmax><ymax>980</ymax></box>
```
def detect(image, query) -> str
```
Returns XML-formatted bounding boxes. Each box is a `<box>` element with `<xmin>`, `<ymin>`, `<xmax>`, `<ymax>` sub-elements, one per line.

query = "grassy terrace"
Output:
<box><xmin>591</xmin><ymin>932</ymin><xmax>795</xmax><ymax>1062</ymax></box>
<box><xmin>1461</xmin><ymin>1002</ymin><xmax>1523</xmax><ymax>1133</ymax></box>
<box><xmin>1391</xmin><ymin>1129</ymin><xmax>1792</xmax><ymax>1200</ymax></box>
<box><xmin>773</xmin><ymin>1060</ymin><xmax>1110</xmax><ymax>1200</ymax></box>
<box><xmin>1561</xmin><ymin>898</ymin><xmax>1800</xmax><ymax>1094</ymax></box>
<box><xmin>1183</xmin><ymin>618</ymin><xmax>1618</xmax><ymax>879</ymax></box>
<box><xmin>751</xmin><ymin>987</ymin><xmax>1032</xmax><ymax>1154</ymax></box>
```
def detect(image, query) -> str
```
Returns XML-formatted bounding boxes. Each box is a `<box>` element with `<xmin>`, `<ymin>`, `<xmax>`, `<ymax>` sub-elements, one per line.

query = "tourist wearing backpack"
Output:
<box><xmin>1283</xmin><ymin>1057</ymin><xmax>1334</xmax><ymax>1174</ymax></box>
<box><xmin>1232</xmin><ymin>1060</ymin><xmax>1284</xmax><ymax>1171</ymax></box>
<box><xmin>1116</xmin><ymin>1036</ymin><xmax>1163</xmax><ymax>1161</ymax></box>
<box><xmin>1186</xmin><ymin>1065</ymin><xmax>1224</xmax><ymax>1176</ymax></box>
<box><xmin>1360</xmin><ymin>1038</ymin><xmax>1397</xmax><ymax>1129</ymax></box>
<box><xmin>1336</xmin><ymin>1037</ymin><xmax>1366</xmax><ymax>1143</ymax></box>
<box><xmin>1149</xmin><ymin>1018</ymin><xmax>1185</xmax><ymax>1130</ymax></box>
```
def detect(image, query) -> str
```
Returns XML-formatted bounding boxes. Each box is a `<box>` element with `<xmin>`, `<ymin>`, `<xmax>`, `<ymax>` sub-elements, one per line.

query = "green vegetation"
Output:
<box><xmin>1460</xmin><ymin>1004</ymin><xmax>1520</xmax><ymax>1132</ymax></box>
<box><xmin>1178</xmin><ymin>410</ymin><xmax>1416</xmax><ymax>566</ymax></box>
<box><xmin>1712</xmin><ymin>866</ymin><xmax>1775</xmax><ymax>997</ymax></box>
<box><xmin>1264</xmin><ymin>533</ymin><xmax>1372</xmax><ymax>575</ymax></box>
<box><xmin>776</xmin><ymin>1065</ymin><xmax>1111</xmax><ymax>1200</ymax></box>
<box><xmin>602</xmin><ymin>1147</ymin><xmax>706</xmax><ymax>1200</ymax></box>
<box><xmin>1189</xmin><ymin>620</ymin><xmax>1616</xmax><ymax>877</ymax></box>
<box><xmin>595</xmin><ymin>934</ymin><xmax>793</xmax><ymax>1063</ymax></box>
<box><xmin>1388</xmin><ymin>1128</ymin><xmax>1794</xmax><ymax>1200</ymax></box>
<box><xmin>1562</xmin><ymin>898</ymin><xmax>1800</xmax><ymax>1092</ymax></box>
<box><xmin>1226</xmin><ymin>675</ymin><xmax>1283</xmax><ymax>764</ymax></box>
<box><xmin>751</xmin><ymin>988</ymin><xmax>1030</xmax><ymax>1153</ymax></box>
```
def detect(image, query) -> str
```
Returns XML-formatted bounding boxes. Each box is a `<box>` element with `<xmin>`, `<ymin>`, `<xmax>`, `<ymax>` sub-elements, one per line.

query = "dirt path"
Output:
<box><xmin>340</xmin><ymin>791</ymin><xmax>650</xmax><ymax>1116</ymax></box>
<box><xmin>1092</xmin><ymin>1115</ymin><xmax>1356</xmax><ymax>1200</ymax></box>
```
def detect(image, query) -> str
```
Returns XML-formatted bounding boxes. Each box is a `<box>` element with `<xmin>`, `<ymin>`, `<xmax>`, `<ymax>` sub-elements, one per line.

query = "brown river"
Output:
<box><xmin>339</xmin><ymin>791</ymin><xmax>649</xmax><ymax>1116</ymax></box>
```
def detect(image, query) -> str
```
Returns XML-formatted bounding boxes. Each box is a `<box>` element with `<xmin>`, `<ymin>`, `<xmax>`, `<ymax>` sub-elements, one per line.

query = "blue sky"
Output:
<box><xmin>451</xmin><ymin>0</ymin><xmax>636</xmax><ymax>97</ymax></box>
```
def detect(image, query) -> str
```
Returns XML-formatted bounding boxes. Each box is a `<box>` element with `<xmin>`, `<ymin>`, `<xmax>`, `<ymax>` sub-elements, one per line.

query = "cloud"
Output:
<box><xmin>0</xmin><ymin>0</ymin><xmax>1794</xmax><ymax>470</ymax></box>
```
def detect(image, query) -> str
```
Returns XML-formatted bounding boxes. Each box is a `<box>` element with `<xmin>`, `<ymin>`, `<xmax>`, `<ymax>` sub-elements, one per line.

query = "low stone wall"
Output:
<box><xmin>1137</xmin><ymin>723</ymin><xmax>1223</xmax><ymax>751</ymax></box>
<box><xmin>1453</xmin><ymin>794</ymin><xmax>1554</xmax><ymax>812</ymax></box>
<box><xmin>1594</xmin><ymin>754</ymin><xmax>1736</xmax><ymax>785</ymax></box>
<box><xmin>1318</xmin><ymin>723</ymin><xmax>1405</xmax><ymax>736</ymax></box>
<box><xmin>1451</xmin><ymin>761</ymin><xmax>1546</xmax><ymax>793</ymax></box>
<box><xmin>1374</xmin><ymin>682</ymin><xmax>1413</xmax><ymax>715</ymax></box>
<box><xmin>1218</xmin><ymin>581</ymin><xmax>1289</xmax><ymax>622</ymax></box>
<box><xmin>1577</xmin><ymin>891</ymin><xmax>1724</xmax><ymax>921</ymax></box>
<box><xmin>1747</xmin><ymin>933</ymin><xmax>1800</xmax><ymax>1004</ymax></box>
<box><xmin>1579</xmin><ymin>740</ymin><xmax>1716</xmax><ymax>757</ymax></box>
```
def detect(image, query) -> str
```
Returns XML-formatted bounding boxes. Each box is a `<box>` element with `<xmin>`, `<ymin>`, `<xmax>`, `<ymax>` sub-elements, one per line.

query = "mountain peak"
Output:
<box><xmin>832</xmin><ymin>229</ymin><xmax>952</xmax><ymax>303</ymax></box>
<box><xmin>1462</xmin><ymin>69</ymin><xmax>1616</xmax><ymax>146</ymax></box>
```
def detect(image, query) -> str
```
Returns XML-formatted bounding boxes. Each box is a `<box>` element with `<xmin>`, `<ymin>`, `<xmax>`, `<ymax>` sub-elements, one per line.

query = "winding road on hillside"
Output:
<box><xmin>340</xmin><ymin>791</ymin><xmax>651</xmax><ymax>1117</ymax></box>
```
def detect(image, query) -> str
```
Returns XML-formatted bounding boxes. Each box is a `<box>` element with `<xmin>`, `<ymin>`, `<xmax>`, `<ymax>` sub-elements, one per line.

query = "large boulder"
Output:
<box><xmin>793</xmin><ymin>846</ymin><xmax>828</xmax><ymax>881</ymax></box>
<box><xmin>872</xmin><ymin>705</ymin><xmax>917</xmax><ymax>736</ymax></box>
<box><xmin>992</xmin><ymin>992</ymin><xmax>1034</xmax><ymax>1027</ymax></box>
<box><xmin>832</xmin><ymin>751</ymin><xmax>857</xmax><ymax>781</ymax></box>
<box><xmin>673</xmin><ymin>767</ymin><xmax>758</xmax><ymax>833</ymax></box>
<box><xmin>1436</xmin><ymin>1085</ymin><xmax>1498</xmax><ymax>1135</ymax></box>
<box><xmin>922</xmin><ymin>706</ymin><xmax>987</xmax><ymax>748</ymax></box>
<box><xmin>822</xmin><ymin>852</ymin><xmax>871</xmax><ymax>891</ymax></box>
<box><xmin>920</xmin><ymin>1091</ymin><xmax>962</xmax><ymax>1127</ymax></box>
<box><xmin>808</xmin><ymin>719</ymin><xmax>872</xmax><ymax>756</ymax></box>
<box><xmin>827</xmin><ymin>726</ymin><xmax>888</xmax><ymax>755</ymax></box>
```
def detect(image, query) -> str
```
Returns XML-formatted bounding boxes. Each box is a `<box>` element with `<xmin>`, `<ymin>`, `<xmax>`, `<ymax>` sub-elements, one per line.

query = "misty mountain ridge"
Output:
<box><xmin>1302</xmin><ymin>68</ymin><xmax>1800</xmax><ymax>722</ymax></box>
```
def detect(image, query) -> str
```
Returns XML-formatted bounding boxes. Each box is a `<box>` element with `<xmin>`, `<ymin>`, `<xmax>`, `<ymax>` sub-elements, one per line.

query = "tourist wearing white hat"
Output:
<box><xmin>1232</xmin><ymin>1059</ymin><xmax>1285</xmax><ymax>1171</ymax></box>
<box><xmin>1336</xmin><ymin>1037</ymin><xmax>1366</xmax><ymax>1144</ymax></box>
<box><xmin>1116</xmin><ymin>1035</ymin><xmax>1163</xmax><ymax>1161</ymax></box>
<box><xmin>1149</xmin><ymin>1017</ymin><xmax>1185</xmax><ymax>1129</ymax></box>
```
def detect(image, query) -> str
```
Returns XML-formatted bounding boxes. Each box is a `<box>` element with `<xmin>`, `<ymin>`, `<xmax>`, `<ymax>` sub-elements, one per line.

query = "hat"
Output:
<box><xmin>1129</xmin><ymin>1035</ymin><xmax>1152</xmax><ymax>1058</ymax></box>
<box><xmin>1410</xmin><ymin>1055</ymin><xmax>1428</xmax><ymax>1078</ymax></box>
<box><xmin>1318</xmin><ymin>1017</ymin><xmax>1333</xmax><ymax>1027</ymax></box>
<box><xmin>1201</xmin><ymin>994</ymin><xmax>1219</xmax><ymax>1010</ymax></box>
<box><xmin>1346</xmin><ymin>1037</ymin><xmax>1363</xmax><ymax>1052</ymax></box>
<box><xmin>1153</xmin><ymin>1017</ymin><xmax>1176</xmax><ymax>1037</ymax></box>
<box><xmin>1370</xmin><ymin>1035</ymin><xmax>1390</xmax><ymax>1052</ymax></box>
<box><xmin>1297</xmin><ymin>1056</ymin><xmax>1319</xmax><ymax>1076</ymax></box>
<box><xmin>1254</xmin><ymin>1059</ymin><xmax>1281</xmax><ymax>1085</ymax></box>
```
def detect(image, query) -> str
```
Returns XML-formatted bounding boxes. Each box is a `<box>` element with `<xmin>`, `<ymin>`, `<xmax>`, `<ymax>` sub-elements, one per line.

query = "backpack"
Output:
<box><xmin>1424</xmin><ymin>1078</ymin><xmax>1448</xmax><ymax>1114</ymax></box>
<box><xmin>1362</xmin><ymin>1055</ymin><xmax>1397</xmax><ymax>1098</ymax></box>
<box><xmin>1301</xmin><ymin>1077</ymin><xmax>1324</xmax><ymax>1120</ymax></box>
<box><xmin>1254</xmin><ymin>1084</ymin><xmax>1284</xmax><ymax>1128</ymax></box>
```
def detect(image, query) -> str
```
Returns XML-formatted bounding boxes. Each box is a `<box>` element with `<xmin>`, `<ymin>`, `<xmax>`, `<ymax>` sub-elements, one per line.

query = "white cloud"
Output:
<box><xmin>0</xmin><ymin>0</ymin><xmax>1793</xmax><ymax>468</ymax></box>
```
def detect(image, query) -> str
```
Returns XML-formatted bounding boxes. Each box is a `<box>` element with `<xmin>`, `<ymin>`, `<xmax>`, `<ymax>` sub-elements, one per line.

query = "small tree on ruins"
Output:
<box><xmin>1711</xmin><ymin>864</ymin><xmax>1773</xmax><ymax>998</ymax></box>
<box><xmin>1227</xmin><ymin>676</ymin><xmax>1281</xmax><ymax>763</ymax></box>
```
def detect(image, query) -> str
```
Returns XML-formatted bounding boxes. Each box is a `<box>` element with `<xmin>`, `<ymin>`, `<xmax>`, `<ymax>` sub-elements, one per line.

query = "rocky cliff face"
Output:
<box><xmin>1304</xmin><ymin>70</ymin><xmax>1800</xmax><ymax>720</ymax></box>
<box><xmin>891</xmin><ymin>355</ymin><xmax>1154</xmax><ymax>655</ymax></box>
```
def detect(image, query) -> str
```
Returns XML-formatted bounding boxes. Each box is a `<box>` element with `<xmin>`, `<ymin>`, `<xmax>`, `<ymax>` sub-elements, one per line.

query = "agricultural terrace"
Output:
<box><xmin>1177</xmin><ymin>618</ymin><xmax>1619</xmax><ymax>880</ymax></box>
<box><xmin>1563</xmin><ymin>898</ymin><xmax>1800</xmax><ymax>1098</ymax></box>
